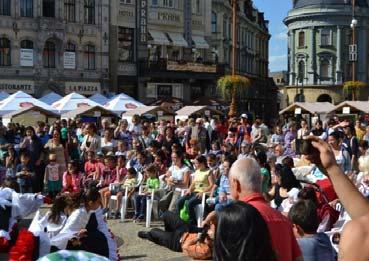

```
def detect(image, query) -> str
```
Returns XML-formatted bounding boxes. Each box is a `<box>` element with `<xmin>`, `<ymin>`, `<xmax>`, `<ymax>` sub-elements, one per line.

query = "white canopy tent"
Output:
<box><xmin>40</xmin><ymin>92</ymin><xmax>62</xmax><ymax>105</ymax></box>
<box><xmin>104</xmin><ymin>94</ymin><xmax>144</xmax><ymax>114</ymax></box>
<box><xmin>0</xmin><ymin>91</ymin><xmax>55</xmax><ymax>116</ymax></box>
<box><xmin>51</xmin><ymin>92</ymin><xmax>100</xmax><ymax>114</ymax></box>
<box><xmin>0</xmin><ymin>91</ymin><xmax>9</xmax><ymax>101</ymax></box>
<box><xmin>89</xmin><ymin>93</ymin><xmax>109</xmax><ymax>105</ymax></box>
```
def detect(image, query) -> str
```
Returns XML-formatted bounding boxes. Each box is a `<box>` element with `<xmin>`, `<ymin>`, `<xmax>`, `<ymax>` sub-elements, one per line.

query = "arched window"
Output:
<box><xmin>298</xmin><ymin>31</ymin><xmax>305</xmax><ymax>47</ymax></box>
<box><xmin>84</xmin><ymin>0</ymin><xmax>95</xmax><ymax>24</ymax></box>
<box><xmin>84</xmin><ymin>44</ymin><xmax>95</xmax><ymax>70</ymax></box>
<box><xmin>298</xmin><ymin>60</ymin><xmax>305</xmax><ymax>82</ymax></box>
<box><xmin>0</xmin><ymin>38</ymin><xmax>11</xmax><ymax>66</ymax></box>
<box><xmin>43</xmin><ymin>0</ymin><xmax>54</xmax><ymax>17</ymax></box>
<box><xmin>20</xmin><ymin>0</ymin><xmax>33</xmax><ymax>17</ymax></box>
<box><xmin>43</xmin><ymin>40</ymin><xmax>56</xmax><ymax>68</ymax></box>
<box><xmin>64</xmin><ymin>0</ymin><xmax>75</xmax><ymax>22</ymax></box>
<box><xmin>211</xmin><ymin>12</ymin><xmax>217</xmax><ymax>33</ymax></box>
<box><xmin>320</xmin><ymin>60</ymin><xmax>330</xmax><ymax>79</ymax></box>
<box><xmin>21</xmin><ymin>40</ymin><xmax>33</xmax><ymax>49</ymax></box>
<box><xmin>0</xmin><ymin>0</ymin><xmax>11</xmax><ymax>16</ymax></box>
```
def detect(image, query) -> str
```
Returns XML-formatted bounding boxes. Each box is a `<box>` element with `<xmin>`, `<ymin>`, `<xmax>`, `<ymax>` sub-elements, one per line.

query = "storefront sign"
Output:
<box><xmin>65</xmin><ymin>82</ymin><xmax>101</xmax><ymax>95</ymax></box>
<box><xmin>20</xmin><ymin>49</ymin><xmax>33</xmax><ymax>67</ymax></box>
<box><xmin>64</xmin><ymin>52</ymin><xmax>76</xmax><ymax>69</ymax></box>
<box><xmin>158</xmin><ymin>12</ymin><xmax>180</xmax><ymax>22</ymax></box>
<box><xmin>0</xmin><ymin>80</ymin><xmax>34</xmax><ymax>94</ymax></box>
<box><xmin>295</xmin><ymin>108</ymin><xmax>302</xmax><ymax>115</ymax></box>
<box><xmin>343</xmin><ymin>107</ymin><xmax>350</xmax><ymax>114</ymax></box>
<box><xmin>138</xmin><ymin>0</ymin><xmax>148</xmax><ymax>44</ymax></box>
<box><xmin>119</xmin><ymin>10</ymin><xmax>134</xmax><ymax>17</ymax></box>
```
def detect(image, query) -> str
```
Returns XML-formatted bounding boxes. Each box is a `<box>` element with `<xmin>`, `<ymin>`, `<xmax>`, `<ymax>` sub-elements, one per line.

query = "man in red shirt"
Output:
<box><xmin>204</xmin><ymin>158</ymin><xmax>302</xmax><ymax>261</ymax></box>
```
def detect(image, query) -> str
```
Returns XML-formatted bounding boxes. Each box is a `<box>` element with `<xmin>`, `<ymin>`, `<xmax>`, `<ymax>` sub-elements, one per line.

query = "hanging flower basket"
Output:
<box><xmin>343</xmin><ymin>81</ymin><xmax>367</xmax><ymax>100</ymax></box>
<box><xmin>217</xmin><ymin>75</ymin><xmax>251</xmax><ymax>99</ymax></box>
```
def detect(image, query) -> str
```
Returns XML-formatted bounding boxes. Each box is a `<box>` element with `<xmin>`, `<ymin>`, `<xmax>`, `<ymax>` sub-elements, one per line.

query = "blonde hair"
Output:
<box><xmin>49</xmin><ymin>153</ymin><xmax>57</xmax><ymax>161</ymax></box>
<box><xmin>359</xmin><ymin>155</ymin><xmax>369</xmax><ymax>173</ymax></box>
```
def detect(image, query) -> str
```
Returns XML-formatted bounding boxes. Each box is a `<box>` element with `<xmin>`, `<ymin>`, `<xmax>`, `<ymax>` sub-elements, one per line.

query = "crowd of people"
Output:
<box><xmin>0</xmin><ymin>112</ymin><xmax>369</xmax><ymax>260</ymax></box>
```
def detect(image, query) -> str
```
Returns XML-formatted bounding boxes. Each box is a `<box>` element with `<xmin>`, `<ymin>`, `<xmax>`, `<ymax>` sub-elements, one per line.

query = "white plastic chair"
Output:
<box><xmin>179</xmin><ymin>188</ymin><xmax>208</xmax><ymax>227</ymax></box>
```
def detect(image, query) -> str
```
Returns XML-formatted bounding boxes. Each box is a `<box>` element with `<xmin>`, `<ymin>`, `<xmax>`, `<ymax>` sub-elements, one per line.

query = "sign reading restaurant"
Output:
<box><xmin>0</xmin><ymin>80</ymin><xmax>34</xmax><ymax>94</ymax></box>
<box><xmin>65</xmin><ymin>82</ymin><xmax>101</xmax><ymax>95</ymax></box>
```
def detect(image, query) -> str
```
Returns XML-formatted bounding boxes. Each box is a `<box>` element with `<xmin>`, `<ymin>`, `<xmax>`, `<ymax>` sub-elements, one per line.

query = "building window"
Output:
<box><xmin>84</xmin><ymin>44</ymin><xmax>95</xmax><ymax>70</ymax></box>
<box><xmin>84</xmin><ymin>0</ymin><xmax>95</xmax><ymax>24</ymax></box>
<box><xmin>120</xmin><ymin>0</ymin><xmax>131</xmax><ymax>3</ymax></box>
<box><xmin>320</xmin><ymin>60</ymin><xmax>330</xmax><ymax>79</ymax></box>
<box><xmin>21</xmin><ymin>40</ymin><xmax>33</xmax><ymax>49</ymax></box>
<box><xmin>0</xmin><ymin>38</ymin><xmax>10</xmax><ymax>66</ymax></box>
<box><xmin>298</xmin><ymin>31</ymin><xmax>305</xmax><ymax>47</ymax></box>
<box><xmin>43</xmin><ymin>0</ymin><xmax>55</xmax><ymax>17</ymax></box>
<box><xmin>0</xmin><ymin>0</ymin><xmax>10</xmax><ymax>15</ymax></box>
<box><xmin>20</xmin><ymin>0</ymin><xmax>33</xmax><ymax>17</ymax></box>
<box><xmin>118</xmin><ymin>27</ymin><xmax>134</xmax><ymax>62</ymax></box>
<box><xmin>151</xmin><ymin>0</ymin><xmax>158</xmax><ymax>6</ymax></box>
<box><xmin>192</xmin><ymin>0</ymin><xmax>200</xmax><ymax>14</ymax></box>
<box><xmin>321</xmin><ymin>29</ymin><xmax>331</xmax><ymax>46</ymax></box>
<box><xmin>163</xmin><ymin>0</ymin><xmax>173</xmax><ymax>8</ymax></box>
<box><xmin>43</xmin><ymin>40</ymin><xmax>56</xmax><ymax>68</ymax></box>
<box><xmin>223</xmin><ymin>18</ymin><xmax>227</xmax><ymax>39</ymax></box>
<box><xmin>64</xmin><ymin>0</ymin><xmax>75</xmax><ymax>22</ymax></box>
<box><xmin>298</xmin><ymin>60</ymin><xmax>305</xmax><ymax>82</ymax></box>
<box><xmin>211</xmin><ymin>12</ymin><xmax>217</xmax><ymax>33</ymax></box>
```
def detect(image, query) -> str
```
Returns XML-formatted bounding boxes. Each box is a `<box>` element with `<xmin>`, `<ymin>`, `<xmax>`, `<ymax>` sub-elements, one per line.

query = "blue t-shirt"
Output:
<box><xmin>298</xmin><ymin>233</ymin><xmax>336</xmax><ymax>261</ymax></box>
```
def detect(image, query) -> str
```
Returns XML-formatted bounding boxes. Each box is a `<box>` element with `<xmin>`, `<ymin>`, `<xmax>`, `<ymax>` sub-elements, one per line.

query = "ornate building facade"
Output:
<box><xmin>0</xmin><ymin>0</ymin><xmax>109</xmax><ymax>96</ymax></box>
<box><xmin>284</xmin><ymin>0</ymin><xmax>369</xmax><ymax>104</ymax></box>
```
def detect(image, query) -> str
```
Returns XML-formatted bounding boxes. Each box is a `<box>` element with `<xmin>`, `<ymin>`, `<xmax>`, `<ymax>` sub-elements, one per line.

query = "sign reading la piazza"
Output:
<box><xmin>65</xmin><ymin>82</ymin><xmax>101</xmax><ymax>95</ymax></box>
<box><xmin>0</xmin><ymin>80</ymin><xmax>34</xmax><ymax>94</ymax></box>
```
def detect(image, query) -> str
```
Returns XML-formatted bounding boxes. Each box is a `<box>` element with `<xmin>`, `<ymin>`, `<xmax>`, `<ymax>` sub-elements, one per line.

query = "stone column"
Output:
<box><xmin>308</xmin><ymin>27</ymin><xmax>316</xmax><ymax>85</ymax></box>
<box><xmin>289</xmin><ymin>29</ymin><xmax>296</xmax><ymax>85</ymax></box>
<box><xmin>358</xmin><ymin>27</ymin><xmax>368</xmax><ymax>83</ymax></box>
<box><xmin>336</xmin><ymin>26</ymin><xmax>343</xmax><ymax>84</ymax></box>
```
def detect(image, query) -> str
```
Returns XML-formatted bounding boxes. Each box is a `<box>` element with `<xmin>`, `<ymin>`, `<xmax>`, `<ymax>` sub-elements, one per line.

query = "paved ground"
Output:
<box><xmin>0</xmin><ymin>205</ymin><xmax>190</xmax><ymax>261</ymax></box>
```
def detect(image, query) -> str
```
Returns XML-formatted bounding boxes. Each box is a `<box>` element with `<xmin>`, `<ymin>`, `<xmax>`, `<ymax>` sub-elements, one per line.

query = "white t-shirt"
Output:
<box><xmin>169</xmin><ymin>164</ymin><xmax>190</xmax><ymax>187</ymax></box>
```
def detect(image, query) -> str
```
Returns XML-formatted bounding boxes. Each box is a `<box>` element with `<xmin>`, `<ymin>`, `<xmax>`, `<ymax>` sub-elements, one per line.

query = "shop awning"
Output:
<box><xmin>167</xmin><ymin>32</ymin><xmax>188</xmax><ymax>47</ymax></box>
<box><xmin>192</xmin><ymin>35</ymin><xmax>209</xmax><ymax>49</ymax></box>
<box><xmin>149</xmin><ymin>30</ymin><xmax>170</xmax><ymax>45</ymax></box>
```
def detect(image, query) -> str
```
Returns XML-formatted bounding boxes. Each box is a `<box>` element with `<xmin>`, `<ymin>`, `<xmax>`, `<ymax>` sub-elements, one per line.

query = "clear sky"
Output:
<box><xmin>253</xmin><ymin>0</ymin><xmax>292</xmax><ymax>72</ymax></box>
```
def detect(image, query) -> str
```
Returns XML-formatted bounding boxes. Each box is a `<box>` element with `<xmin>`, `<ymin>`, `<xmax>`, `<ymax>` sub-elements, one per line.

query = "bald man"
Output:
<box><xmin>204</xmin><ymin>158</ymin><xmax>302</xmax><ymax>261</ymax></box>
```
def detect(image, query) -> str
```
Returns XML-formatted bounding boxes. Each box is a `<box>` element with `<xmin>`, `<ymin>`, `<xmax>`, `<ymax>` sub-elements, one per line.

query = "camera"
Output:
<box><xmin>197</xmin><ymin>224</ymin><xmax>209</xmax><ymax>243</ymax></box>
<box><xmin>296</xmin><ymin>139</ymin><xmax>319</xmax><ymax>156</ymax></box>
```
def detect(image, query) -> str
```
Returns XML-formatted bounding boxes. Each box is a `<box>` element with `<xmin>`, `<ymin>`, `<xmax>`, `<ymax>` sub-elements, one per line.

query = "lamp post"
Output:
<box><xmin>228</xmin><ymin>0</ymin><xmax>238</xmax><ymax>117</ymax></box>
<box><xmin>350</xmin><ymin>0</ymin><xmax>358</xmax><ymax>100</ymax></box>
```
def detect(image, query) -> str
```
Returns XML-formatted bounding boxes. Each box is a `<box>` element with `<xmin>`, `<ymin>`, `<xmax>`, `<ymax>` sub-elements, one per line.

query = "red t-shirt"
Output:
<box><xmin>242</xmin><ymin>193</ymin><xmax>302</xmax><ymax>261</ymax></box>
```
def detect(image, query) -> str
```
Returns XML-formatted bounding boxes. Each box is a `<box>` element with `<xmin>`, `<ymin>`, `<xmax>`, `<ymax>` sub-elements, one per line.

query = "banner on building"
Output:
<box><xmin>64</xmin><ymin>52</ymin><xmax>76</xmax><ymax>69</ymax></box>
<box><xmin>20</xmin><ymin>49</ymin><xmax>33</xmax><ymax>67</ymax></box>
<box><xmin>0</xmin><ymin>80</ymin><xmax>34</xmax><ymax>94</ymax></box>
<box><xmin>65</xmin><ymin>82</ymin><xmax>101</xmax><ymax>95</ymax></box>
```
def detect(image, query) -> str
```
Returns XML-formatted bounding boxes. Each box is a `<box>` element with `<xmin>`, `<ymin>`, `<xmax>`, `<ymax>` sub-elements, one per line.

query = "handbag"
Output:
<box><xmin>180</xmin><ymin>200</ymin><xmax>190</xmax><ymax>222</ymax></box>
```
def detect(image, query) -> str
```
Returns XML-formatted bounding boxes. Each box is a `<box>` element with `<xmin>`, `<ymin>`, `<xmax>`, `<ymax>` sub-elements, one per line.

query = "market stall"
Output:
<box><xmin>0</xmin><ymin>91</ymin><xmax>56</xmax><ymax>116</ymax></box>
<box><xmin>40</xmin><ymin>92</ymin><xmax>62</xmax><ymax>105</ymax></box>
<box><xmin>192</xmin><ymin>97</ymin><xmax>228</xmax><ymax>111</ymax></box>
<box><xmin>122</xmin><ymin>106</ymin><xmax>174</xmax><ymax>122</ymax></box>
<box><xmin>329</xmin><ymin>101</ymin><xmax>369</xmax><ymax>122</ymax></box>
<box><xmin>175</xmin><ymin>106</ymin><xmax>223</xmax><ymax>121</ymax></box>
<box><xmin>148</xmin><ymin>97</ymin><xmax>186</xmax><ymax>111</ymax></box>
<box><xmin>61</xmin><ymin>106</ymin><xmax>118</xmax><ymax>126</ymax></box>
<box><xmin>104</xmin><ymin>94</ymin><xmax>144</xmax><ymax>115</ymax></box>
<box><xmin>89</xmin><ymin>93</ymin><xmax>109</xmax><ymax>105</ymax></box>
<box><xmin>51</xmin><ymin>92</ymin><xmax>100</xmax><ymax>114</ymax></box>
<box><xmin>2</xmin><ymin>106</ymin><xmax>59</xmax><ymax>126</ymax></box>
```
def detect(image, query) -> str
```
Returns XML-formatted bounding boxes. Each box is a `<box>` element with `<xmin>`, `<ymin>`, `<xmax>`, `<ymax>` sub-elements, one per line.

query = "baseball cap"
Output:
<box><xmin>241</xmin><ymin>114</ymin><xmax>248</xmax><ymax>119</ymax></box>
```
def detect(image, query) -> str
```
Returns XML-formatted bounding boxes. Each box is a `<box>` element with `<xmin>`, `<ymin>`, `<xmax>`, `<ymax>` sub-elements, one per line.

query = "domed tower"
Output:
<box><xmin>284</xmin><ymin>0</ymin><xmax>369</xmax><ymax>103</ymax></box>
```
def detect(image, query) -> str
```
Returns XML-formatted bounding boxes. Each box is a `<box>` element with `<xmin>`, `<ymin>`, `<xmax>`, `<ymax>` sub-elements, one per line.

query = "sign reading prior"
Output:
<box><xmin>65</xmin><ymin>82</ymin><xmax>101</xmax><ymax>95</ymax></box>
<box><xmin>139</xmin><ymin>0</ymin><xmax>148</xmax><ymax>44</ymax></box>
<box><xmin>0</xmin><ymin>80</ymin><xmax>34</xmax><ymax>94</ymax></box>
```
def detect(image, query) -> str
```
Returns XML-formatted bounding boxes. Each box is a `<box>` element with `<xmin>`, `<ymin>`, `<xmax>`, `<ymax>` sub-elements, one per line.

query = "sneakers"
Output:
<box><xmin>138</xmin><ymin>231</ymin><xmax>150</xmax><ymax>239</ymax></box>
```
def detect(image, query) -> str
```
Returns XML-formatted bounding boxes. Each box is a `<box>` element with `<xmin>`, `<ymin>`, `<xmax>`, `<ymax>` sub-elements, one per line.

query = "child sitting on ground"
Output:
<box><xmin>288</xmin><ymin>200</ymin><xmax>336</xmax><ymax>261</ymax></box>
<box><xmin>44</xmin><ymin>154</ymin><xmax>63</xmax><ymax>199</ymax></box>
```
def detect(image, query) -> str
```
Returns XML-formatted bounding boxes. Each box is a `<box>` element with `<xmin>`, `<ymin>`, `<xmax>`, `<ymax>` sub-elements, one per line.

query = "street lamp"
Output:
<box><xmin>349</xmin><ymin>0</ymin><xmax>358</xmax><ymax>100</ymax></box>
